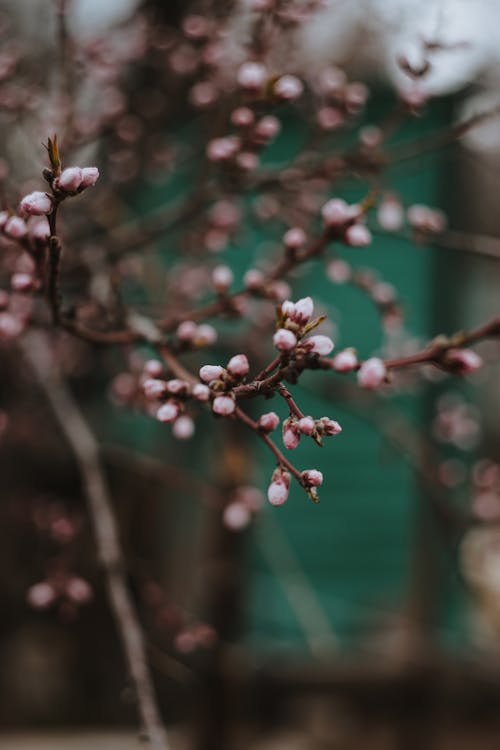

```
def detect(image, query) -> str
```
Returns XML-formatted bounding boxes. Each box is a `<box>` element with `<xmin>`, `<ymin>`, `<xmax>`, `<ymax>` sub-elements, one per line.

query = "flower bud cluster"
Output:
<box><xmin>321</xmin><ymin>198</ymin><xmax>372</xmax><ymax>247</ymax></box>
<box><xmin>282</xmin><ymin>414</ymin><xmax>342</xmax><ymax>450</ymax></box>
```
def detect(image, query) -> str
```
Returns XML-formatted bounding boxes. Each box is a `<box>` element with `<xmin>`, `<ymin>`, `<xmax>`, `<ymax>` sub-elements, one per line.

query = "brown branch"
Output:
<box><xmin>22</xmin><ymin>331</ymin><xmax>171</xmax><ymax>750</ymax></box>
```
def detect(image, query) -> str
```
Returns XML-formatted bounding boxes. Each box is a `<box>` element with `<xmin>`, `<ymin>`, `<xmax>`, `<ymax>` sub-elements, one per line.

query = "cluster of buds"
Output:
<box><xmin>321</xmin><ymin>198</ymin><xmax>372</xmax><ymax>247</ymax></box>
<box><xmin>313</xmin><ymin>65</ymin><xmax>369</xmax><ymax>131</ymax></box>
<box><xmin>282</xmin><ymin>414</ymin><xmax>342</xmax><ymax>450</ymax></box>
<box><xmin>27</xmin><ymin>575</ymin><xmax>93</xmax><ymax>613</ymax></box>
<box><xmin>273</xmin><ymin>296</ymin><xmax>334</xmax><ymax>356</ymax></box>
<box><xmin>197</xmin><ymin>353</ymin><xmax>251</xmax><ymax>417</ymax></box>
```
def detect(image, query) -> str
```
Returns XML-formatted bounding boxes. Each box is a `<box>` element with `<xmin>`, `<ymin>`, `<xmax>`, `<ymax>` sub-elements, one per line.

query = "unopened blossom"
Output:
<box><xmin>143</xmin><ymin>378</ymin><xmax>168</xmax><ymax>400</ymax></box>
<box><xmin>268</xmin><ymin>280</ymin><xmax>291</xmax><ymax>301</ymax></box>
<box><xmin>4</xmin><ymin>216</ymin><xmax>27</xmax><ymax>238</ymax></box>
<box><xmin>11</xmin><ymin>272</ymin><xmax>35</xmax><ymax>292</ymax></box>
<box><xmin>407</xmin><ymin>204</ymin><xmax>446</xmax><ymax>233</ymax></box>
<box><xmin>237</xmin><ymin>61</ymin><xmax>267</xmax><ymax>91</ymax></box>
<box><xmin>357</xmin><ymin>357</ymin><xmax>387</xmax><ymax>389</ymax></box>
<box><xmin>345</xmin><ymin>82</ymin><xmax>369</xmax><ymax>112</ymax></box>
<box><xmin>446</xmin><ymin>348</ymin><xmax>483</xmax><ymax>375</ymax></box>
<box><xmin>231</xmin><ymin>106</ymin><xmax>255</xmax><ymax>128</ymax></box>
<box><xmin>321</xmin><ymin>198</ymin><xmax>352</xmax><ymax>227</ymax></box>
<box><xmin>254</xmin><ymin>115</ymin><xmax>281</xmax><ymax>142</ymax></box>
<box><xmin>317</xmin><ymin>106</ymin><xmax>344</xmax><ymax>131</ymax></box>
<box><xmin>327</xmin><ymin>259</ymin><xmax>351</xmax><ymax>284</ymax></box>
<box><xmin>344</xmin><ymin>224</ymin><xmax>372</xmax><ymax>247</ymax></box>
<box><xmin>301</xmin><ymin>469</ymin><xmax>323</xmax><ymax>487</ymax></box>
<box><xmin>273</xmin><ymin>74</ymin><xmax>303</xmax><ymax>101</ymax></box>
<box><xmin>80</xmin><ymin>167</ymin><xmax>99</xmax><ymax>188</ymax></box>
<box><xmin>283</xmin><ymin>227</ymin><xmax>307</xmax><ymax>249</ymax></box>
<box><xmin>302</xmin><ymin>335</ymin><xmax>334</xmax><ymax>356</ymax></box>
<box><xmin>267</xmin><ymin>468</ymin><xmax>291</xmax><ymax>506</ymax></box>
<box><xmin>236</xmin><ymin>151</ymin><xmax>259</xmax><ymax>171</ymax></box>
<box><xmin>156</xmin><ymin>400</ymin><xmax>181</xmax><ymax>423</ymax></box>
<box><xmin>143</xmin><ymin>359</ymin><xmax>163</xmax><ymax>378</ymax></box>
<box><xmin>166</xmin><ymin>379</ymin><xmax>189</xmax><ymax>395</ymax></box>
<box><xmin>273</xmin><ymin>328</ymin><xmax>297</xmax><ymax>352</ymax></box>
<box><xmin>227</xmin><ymin>354</ymin><xmax>249</xmax><ymax>378</ymax></box>
<box><xmin>57</xmin><ymin>166</ymin><xmax>83</xmax><ymax>193</ymax></box>
<box><xmin>199</xmin><ymin>364</ymin><xmax>224</xmax><ymax>383</ymax></box>
<box><xmin>359</xmin><ymin>125</ymin><xmax>382</xmax><ymax>149</ymax></box>
<box><xmin>212</xmin><ymin>395</ymin><xmax>235</xmax><ymax>416</ymax></box>
<box><xmin>332</xmin><ymin>349</ymin><xmax>358</xmax><ymax>372</ymax></box>
<box><xmin>192</xmin><ymin>383</ymin><xmax>210</xmax><ymax>402</ymax></box>
<box><xmin>195</xmin><ymin>324</ymin><xmax>217</xmax><ymax>346</ymax></box>
<box><xmin>258</xmin><ymin>411</ymin><xmax>280</xmax><ymax>433</ymax></box>
<box><xmin>281</xmin><ymin>300</ymin><xmax>296</xmax><ymax>317</ymax></box>
<box><xmin>172</xmin><ymin>415</ymin><xmax>195</xmax><ymax>440</ymax></box>
<box><xmin>30</xmin><ymin>219</ymin><xmax>50</xmax><ymax>242</ymax></box>
<box><xmin>223</xmin><ymin>501</ymin><xmax>251</xmax><ymax>531</ymax></box>
<box><xmin>244</xmin><ymin>268</ymin><xmax>264</xmax><ymax>290</ymax></box>
<box><xmin>66</xmin><ymin>577</ymin><xmax>93</xmax><ymax>604</ymax></box>
<box><xmin>317</xmin><ymin>417</ymin><xmax>342</xmax><ymax>436</ymax></box>
<box><xmin>283</xmin><ymin>418</ymin><xmax>300</xmax><ymax>450</ymax></box>
<box><xmin>212</xmin><ymin>264</ymin><xmax>233</xmax><ymax>292</ymax></box>
<box><xmin>19</xmin><ymin>191</ymin><xmax>53</xmax><ymax>216</ymax></box>
<box><xmin>298</xmin><ymin>416</ymin><xmax>315</xmax><ymax>436</ymax></box>
<box><xmin>177</xmin><ymin>320</ymin><xmax>198</xmax><ymax>342</ymax></box>
<box><xmin>206</xmin><ymin>136</ymin><xmax>240</xmax><ymax>162</ymax></box>
<box><xmin>372</xmin><ymin>282</ymin><xmax>396</xmax><ymax>305</ymax></box>
<box><xmin>209</xmin><ymin>200</ymin><xmax>240</xmax><ymax>229</ymax></box>
<box><xmin>377</xmin><ymin>196</ymin><xmax>404</xmax><ymax>232</ymax></box>
<box><xmin>27</xmin><ymin>582</ymin><xmax>56</xmax><ymax>609</ymax></box>
<box><xmin>292</xmin><ymin>296</ymin><xmax>314</xmax><ymax>324</ymax></box>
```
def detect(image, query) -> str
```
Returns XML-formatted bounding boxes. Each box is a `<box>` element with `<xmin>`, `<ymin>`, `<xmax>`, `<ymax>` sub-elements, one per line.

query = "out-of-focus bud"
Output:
<box><xmin>357</xmin><ymin>357</ymin><xmax>387</xmax><ymax>389</ymax></box>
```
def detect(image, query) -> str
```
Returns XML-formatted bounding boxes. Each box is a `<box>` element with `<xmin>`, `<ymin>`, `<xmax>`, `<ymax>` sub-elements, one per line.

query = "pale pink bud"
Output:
<box><xmin>344</xmin><ymin>224</ymin><xmax>372</xmax><ymax>247</ymax></box>
<box><xmin>156</xmin><ymin>400</ymin><xmax>181</xmax><ymax>423</ymax></box>
<box><xmin>332</xmin><ymin>349</ymin><xmax>358</xmax><ymax>372</ymax></box>
<box><xmin>273</xmin><ymin>74</ymin><xmax>303</xmax><ymax>100</ymax></box>
<box><xmin>283</xmin><ymin>227</ymin><xmax>306</xmax><ymax>249</ymax></box>
<box><xmin>377</xmin><ymin>196</ymin><xmax>404</xmax><ymax>232</ymax></box>
<box><xmin>166</xmin><ymin>378</ymin><xmax>189</xmax><ymax>395</ymax></box>
<box><xmin>231</xmin><ymin>106</ymin><xmax>255</xmax><ymax>128</ymax></box>
<box><xmin>407</xmin><ymin>204</ymin><xmax>446</xmax><ymax>233</ymax></box>
<box><xmin>0</xmin><ymin>312</ymin><xmax>24</xmax><ymax>339</ymax></box>
<box><xmin>57</xmin><ymin>166</ymin><xmax>83</xmax><ymax>193</ymax></box>
<box><xmin>212</xmin><ymin>395</ymin><xmax>235</xmax><ymax>416</ymax></box>
<box><xmin>302</xmin><ymin>335</ymin><xmax>334</xmax><ymax>356</ymax></box>
<box><xmin>30</xmin><ymin>219</ymin><xmax>50</xmax><ymax>242</ymax></box>
<box><xmin>80</xmin><ymin>167</ymin><xmax>99</xmax><ymax>188</ymax></box>
<box><xmin>327</xmin><ymin>259</ymin><xmax>351</xmax><ymax>283</ymax></box>
<box><xmin>273</xmin><ymin>328</ymin><xmax>297</xmax><ymax>352</ymax></box>
<box><xmin>292</xmin><ymin>296</ymin><xmax>314</xmax><ymax>324</ymax></box>
<box><xmin>345</xmin><ymin>82</ymin><xmax>369</xmax><ymax>111</ymax></box>
<box><xmin>143</xmin><ymin>378</ymin><xmax>168</xmax><ymax>399</ymax></box>
<box><xmin>321</xmin><ymin>198</ymin><xmax>351</xmax><ymax>227</ymax></box>
<box><xmin>199</xmin><ymin>364</ymin><xmax>224</xmax><ymax>383</ymax></box>
<box><xmin>11</xmin><ymin>272</ymin><xmax>35</xmax><ymax>292</ymax></box>
<box><xmin>223</xmin><ymin>501</ymin><xmax>251</xmax><ymax>531</ymax></box>
<box><xmin>212</xmin><ymin>264</ymin><xmax>233</xmax><ymax>292</ymax></box>
<box><xmin>66</xmin><ymin>577</ymin><xmax>93</xmax><ymax>604</ymax></box>
<box><xmin>4</xmin><ymin>216</ymin><xmax>27</xmax><ymax>238</ymax></box>
<box><xmin>317</xmin><ymin>417</ymin><xmax>342</xmax><ymax>436</ymax></box>
<box><xmin>209</xmin><ymin>200</ymin><xmax>240</xmax><ymax>228</ymax></box>
<box><xmin>19</xmin><ymin>191</ymin><xmax>53</xmax><ymax>216</ymax></box>
<box><xmin>267</xmin><ymin>280</ymin><xmax>291</xmax><ymax>301</ymax></box>
<box><xmin>446</xmin><ymin>349</ymin><xmax>483</xmax><ymax>375</ymax></box>
<box><xmin>281</xmin><ymin>300</ymin><xmax>296</xmax><ymax>317</ymax></box>
<box><xmin>317</xmin><ymin>66</ymin><xmax>347</xmax><ymax>95</ymax></box>
<box><xmin>193</xmin><ymin>383</ymin><xmax>210</xmax><ymax>401</ymax></box>
<box><xmin>254</xmin><ymin>115</ymin><xmax>281</xmax><ymax>142</ymax></box>
<box><xmin>258</xmin><ymin>411</ymin><xmax>280</xmax><ymax>433</ymax></box>
<box><xmin>244</xmin><ymin>268</ymin><xmax>264</xmax><ymax>290</ymax></box>
<box><xmin>301</xmin><ymin>469</ymin><xmax>323</xmax><ymax>487</ymax></box>
<box><xmin>143</xmin><ymin>359</ymin><xmax>163</xmax><ymax>378</ymax></box>
<box><xmin>357</xmin><ymin>357</ymin><xmax>387</xmax><ymax>389</ymax></box>
<box><xmin>267</xmin><ymin>468</ymin><xmax>291</xmax><ymax>506</ymax></box>
<box><xmin>227</xmin><ymin>353</ymin><xmax>249</xmax><ymax>378</ymax></box>
<box><xmin>317</xmin><ymin>106</ymin><xmax>344</xmax><ymax>131</ymax></box>
<box><xmin>27</xmin><ymin>582</ymin><xmax>56</xmax><ymax>609</ymax></box>
<box><xmin>195</xmin><ymin>324</ymin><xmax>218</xmax><ymax>346</ymax></box>
<box><xmin>172</xmin><ymin>415</ymin><xmax>195</xmax><ymax>440</ymax></box>
<box><xmin>283</xmin><ymin>418</ymin><xmax>300</xmax><ymax>450</ymax></box>
<box><xmin>206</xmin><ymin>136</ymin><xmax>240</xmax><ymax>162</ymax></box>
<box><xmin>237</xmin><ymin>61</ymin><xmax>267</xmax><ymax>91</ymax></box>
<box><xmin>360</xmin><ymin>125</ymin><xmax>382</xmax><ymax>149</ymax></box>
<box><xmin>236</xmin><ymin>151</ymin><xmax>258</xmax><ymax>171</ymax></box>
<box><xmin>298</xmin><ymin>416</ymin><xmax>315</xmax><ymax>435</ymax></box>
<box><xmin>372</xmin><ymin>282</ymin><xmax>396</xmax><ymax>305</ymax></box>
<box><xmin>177</xmin><ymin>320</ymin><xmax>198</xmax><ymax>341</ymax></box>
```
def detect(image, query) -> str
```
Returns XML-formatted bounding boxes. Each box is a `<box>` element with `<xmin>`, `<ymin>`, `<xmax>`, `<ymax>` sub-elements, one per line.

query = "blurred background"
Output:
<box><xmin>1</xmin><ymin>1</ymin><xmax>500</xmax><ymax>748</ymax></box>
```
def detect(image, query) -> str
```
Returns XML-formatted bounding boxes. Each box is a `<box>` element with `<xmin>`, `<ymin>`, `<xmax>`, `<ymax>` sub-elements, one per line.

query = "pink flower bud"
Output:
<box><xmin>80</xmin><ymin>167</ymin><xmax>99</xmax><ymax>188</ymax></box>
<box><xmin>244</xmin><ymin>268</ymin><xmax>264</xmax><ymax>290</ymax></box>
<box><xmin>57</xmin><ymin>166</ymin><xmax>83</xmax><ymax>193</ymax></box>
<box><xmin>223</xmin><ymin>501</ymin><xmax>251</xmax><ymax>531</ymax></box>
<box><xmin>195</xmin><ymin>324</ymin><xmax>218</xmax><ymax>346</ymax></box>
<box><xmin>282</xmin><ymin>418</ymin><xmax>300</xmax><ymax>450</ymax></box>
<box><xmin>66</xmin><ymin>577</ymin><xmax>93</xmax><ymax>604</ymax></box>
<box><xmin>377</xmin><ymin>196</ymin><xmax>404</xmax><ymax>232</ymax></box>
<box><xmin>19</xmin><ymin>191</ymin><xmax>53</xmax><ymax>216</ymax></box>
<box><xmin>0</xmin><ymin>312</ymin><xmax>24</xmax><ymax>339</ymax></box>
<box><xmin>273</xmin><ymin>74</ymin><xmax>303</xmax><ymax>100</ymax></box>
<box><xmin>237</xmin><ymin>61</ymin><xmax>267</xmax><ymax>91</ymax></box>
<box><xmin>327</xmin><ymin>259</ymin><xmax>351</xmax><ymax>284</ymax></box>
<box><xmin>344</xmin><ymin>224</ymin><xmax>372</xmax><ymax>247</ymax></box>
<box><xmin>267</xmin><ymin>280</ymin><xmax>291</xmax><ymax>301</ymax></box>
<box><xmin>231</xmin><ymin>106</ymin><xmax>255</xmax><ymax>128</ymax></box>
<box><xmin>321</xmin><ymin>198</ymin><xmax>353</xmax><ymax>227</ymax></box>
<box><xmin>317</xmin><ymin>417</ymin><xmax>342</xmax><ymax>436</ymax></box>
<box><xmin>143</xmin><ymin>359</ymin><xmax>163</xmax><ymax>378</ymax></box>
<box><xmin>11</xmin><ymin>272</ymin><xmax>35</xmax><ymax>292</ymax></box>
<box><xmin>292</xmin><ymin>296</ymin><xmax>314</xmax><ymax>324</ymax></box>
<box><xmin>212</xmin><ymin>264</ymin><xmax>233</xmax><ymax>292</ymax></box>
<box><xmin>206</xmin><ymin>136</ymin><xmax>240</xmax><ymax>162</ymax></box>
<box><xmin>446</xmin><ymin>349</ymin><xmax>483</xmax><ymax>375</ymax></box>
<box><xmin>172</xmin><ymin>415</ymin><xmax>195</xmax><ymax>440</ymax></box>
<box><xmin>357</xmin><ymin>357</ymin><xmax>387</xmax><ymax>389</ymax></box>
<box><xmin>283</xmin><ymin>227</ymin><xmax>307</xmax><ymax>249</ymax></box>
<box><xmin>209</xmin><ymin>200</ymin><xmax>240</xmax><ymax>228</ymax></box>
<box><xmin>4</xmin><ymin>216</ymin><xmax>27</xmax><ymax>238</ymax></box>
<box><xmin>227</xmin><ymin>353</ymin><xmax>249</xmax><ymax>378</ymax></box>
<box><xmin>407</xmin><ymin>204</ymin><xmax>446</xmax><ymax>233</ymax></box>
<box><xmin>298</xmin><ymin>416</ymin><xmax>315</xmax><ymax>435</ymax></box>
<box><xmin>199</xmin><ymin>364</ymin><xmax>224</xmax><ymax>383</ymax></box>
<box><xmin>156</xmin><ymin>400</ymin><xmax>181</xmax><ymax>423</ymax></box>
<box><xmin>27</xmin><ymin>582</ymin><xmax>56</xmax><ymax>609</ymax></box>
<box><xmin>317</xmin><ymin>106</ymin><xmax>344</xmax><ymax>131</ymax></box>
<box><xmin>236</xmin><ymin>151</ymin><xmax>259</xmax><ymax>171</ymax></box>
<box><xmin>212</xmin><ymin>395</ymin><xmax>235</xmax><ymax>416</ymax></box>
<box><xmin>258</xmin><ymin>411</ymin><xmax>280</xmax><ymax>433</ymax></box>
<box><xmin>143</xmin><ymin>378</ymin><xmax>168</xmax><ymax>399</ymax></box>
<box><xmin>267</xmin><ymin>468</ymin><xmax>291</xmax><ymax>506</ymax></box>
<box><xmin>372</xmin><ymin>282</ymin><xmax>396</xmax><ymax>305</ymax></box>
<box><xmin>332</xmin><ymin>349</ymin><xmax>358</xmax><ymax>372</ymax></box>
<box><xmin>0</xmin><ymin>210</ymin><xmax>8</xmax><ymax>228</ymax></box>
<box><xmin>166</xmin><ymin>378</ymin><xmax>189</xmax><ymax>395</ymax></box>
<box><xmin>273</xmin><ymin>328</ymin><xmax>297</xmax><ymax>352</ymax></box>
<box><xmin>301</xmin><ymin>469</ymin><xmax>323</xmax><ymax>487</ymax></box>
<box><xmin>193</xmin><ymin>383</ymin><xmax>210</xmax><ymax>401</ymax></box>
<box><xmin>302</xmin><ymin>335</ymin><xmax>334</xmax><ymax>356</ymax></box>
<box><xmin>177</xmin><ymin>320</ymin><xmax>198</xmax><ymax>342</ymax></box>
<box><xmin>254</xmin><ymin>115</ymin><xmax>281</xmax><ymax>142</ymax></box>
<box><xmin>345</xmin><ymin>82</ymin><xmax>369</xmax><ymax>112</ymax></box>
<box><xmin>30</xmin><ymin>219</ymin><xmax>50</xmax><ymax>243</ymax></box>
<box><xmin>281</xmin><ymin>300</ymin><xmax>296</xmax><ymax>317</ymax></box>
